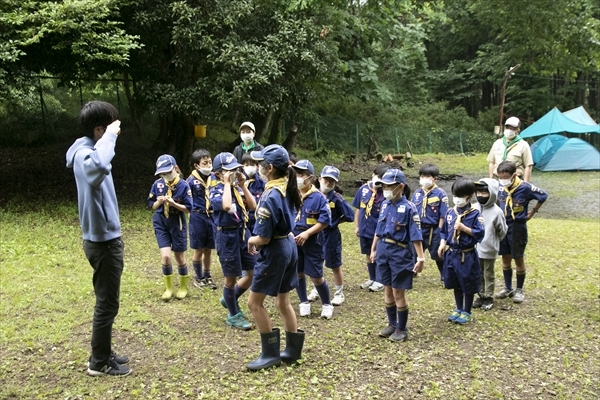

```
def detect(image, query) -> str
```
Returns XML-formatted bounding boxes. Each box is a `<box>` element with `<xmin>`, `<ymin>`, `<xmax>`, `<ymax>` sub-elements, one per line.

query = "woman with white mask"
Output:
<box><xmin>233</xmin><ymin>121</ymin><xmax>265</xmax><ymax>164</ymax></box>
<box><xmin>487</xmin><ymin>116</ymin><xmax>533</xmax><ymax>182</ymax></box>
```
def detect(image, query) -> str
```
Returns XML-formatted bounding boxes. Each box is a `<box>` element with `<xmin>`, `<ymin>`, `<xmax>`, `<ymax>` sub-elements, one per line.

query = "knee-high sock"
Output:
<box><xmin>463</xmin><ymin>293</ymin><xmax>475</xmax><ymax>314</ymax></box>
<box><xmin>223</xmin><ymin>286</ymin><xmax>239</xmax><ymax>316</ymax></box>
<box><xmin>397</xmin><ymin>306</ymin><xmax>409</xmax><ymax>331</ymax></box>
<box><xmin>436</xmin><ymin>260</ymin><xmax>444</xmax><ymax>277</ymax></box>
<box><xmin>385</xmin><ymin>303</ymin><xmax>397</xmax><ymax>326</ymax></box>
<box><xmin>367</xmin><ymin>263</ymin><xmax>377</xmax><ymax>281</ymax></box>
<box><xmin>503</xmin><ymin>268</ymin><xmax>513</xmax><ymax>290</ymax></box>
<box><xmin>162</xmin><ymin>264</ymin><xmax>173</xmax><ymax>275</ymax></box>
<box><xmin>234</xmin><ymin>284</ymin><xmax>247</xmax><ymax>300</ymax></box>
<box><xmin>454</xmin><ymin>288</ymin><xmax>464</xmax><ymax>311</ymax></box>
<box><xmin>516</xmin><ymin>271</ymin><xmax>526</xmax><ymax>289</ymax></box>
<box><xmin>192</xmin><ymin>261</ymin><xmax>202</xmax><ymax>279</ymax></box>
<box><xmin>315</xmin><ymin>281</ymin><xmax>332</xmax><ymax>305</ymax></box>
<box><xmin>296</xmin><ymin>276</ymin><xmax>309</xmax><ymax>303</ymax></box>
<box><xmin>178</xmin><ymin>264</ymin><xmax>188</xmax><ymax>276</ymax></box>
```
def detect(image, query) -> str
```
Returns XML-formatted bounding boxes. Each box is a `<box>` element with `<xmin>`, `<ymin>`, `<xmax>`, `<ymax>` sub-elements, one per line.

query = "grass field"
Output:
<box><xmin>1</xmin><ymin>154</ymin><xmax>599</xmax><ymax>399</ymax></box>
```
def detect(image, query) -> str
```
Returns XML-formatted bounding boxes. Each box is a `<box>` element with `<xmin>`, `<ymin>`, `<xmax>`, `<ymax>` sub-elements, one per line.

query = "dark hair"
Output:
<box><xmin>451</xmin><ymin>178</ymin><xmax>475</xmax><ymax>198</ymax></box>
<box><xmin>241</xmin><ymin>153</ymin><xmax>258</xmax><ymax>165</ymax></box>
<box><xmin>288</xmin><ymin>151</ymin><xmax>299</xmax><ymax>165</ymax></box>
<box><xmin>403</xmin><ymin>183</ymin><xmax>411</xmax><ymax>199</ymax></box>
<box><xmin>373</xmin><ymin>164</ymin><xmax>389</xmax><ymax>178</ymax></box>
<box><xmin>78</xmin><ymin>101</ymin><xmax>120</xmax><ymax>139</ymax></box>
<box><xmin>419</xmin><ymin>164</ymin><xmax>439</xmax><ymax>178</ymax></box>
<box><xmin>497</xmin><ymin>160</ymin><xmax>517</xmax><ymax>175</ymax></box>
<box><xmin>191</xmin><ymin>149</ymin><xmax>211</xmax><ymax>165</ymax></box>
<box><xmin>260</xmin><ymin>161</ymin><xmax>302</xmax><ymax>209</ymax></box>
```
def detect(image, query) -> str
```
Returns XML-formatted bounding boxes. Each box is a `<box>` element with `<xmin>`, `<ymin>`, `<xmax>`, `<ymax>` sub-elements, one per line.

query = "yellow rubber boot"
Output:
<box><xmin>175</xmin><ymin>275</ymin><xmax>189</xmax><ymax>300</ymax></box>
<box><xmin>161</xmin><ymin>274</ymin><xmax>174</xmax><ymax>301</ymax></box>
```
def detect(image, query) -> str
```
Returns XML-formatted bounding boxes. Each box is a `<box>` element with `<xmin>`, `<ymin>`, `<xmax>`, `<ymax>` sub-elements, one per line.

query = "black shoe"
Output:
<box><xmin>472</xmin><ymin>296</ymin><xmax>484</xmax><ymax>309</ymax></box>
<box><xmin>481</xmin><ymin>297</ymin><xmax>494</xmax><ymax>311</ymax></box>
<box><xmin>389</xmin><ymin>329</ymin><xmax>409</xmax><ymax>342</ymax></box>
<box><xmin>111</xmin><ymin>351</ymin><xmax>130</xmax><ymax>365</ymax></box>
<box><xmin>87</xmin><ymin>358</ymin><xmax>132</xmax><ymax>377</ymax></box>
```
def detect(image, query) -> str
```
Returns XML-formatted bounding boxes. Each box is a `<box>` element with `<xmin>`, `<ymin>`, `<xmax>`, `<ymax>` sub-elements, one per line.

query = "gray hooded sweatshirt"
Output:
<box><xmin>66</xmin><ymin>132</ymin><xmax>121</xmax><ymax>242</ymax></box>
<box><xmin>474</xmin><ymin>178</ymin><xmax>508</xmax><ymax>259</ymax></box>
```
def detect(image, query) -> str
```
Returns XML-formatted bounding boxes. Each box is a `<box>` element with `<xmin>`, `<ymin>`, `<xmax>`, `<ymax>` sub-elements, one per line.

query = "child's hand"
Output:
<box><xmin>413</xmin><ymin>261</ymin><xmax>424</xmax><ymax>274</ymax></box>
<box><xmin>106</xmin><ymin>120</ymin><xmax>121</xmax><ymax>136</ymax></box>
<box><xmin>369</xmin><ymin>250</ymin><xmax>376</xmax><ymax>264</ymax></box>
<box><xmin>294</xmin><ymin>232</ymin><xmax>310</xmax><ymax>246</ymax></box>
<box><xmin>248</xmin><ymin>244</ymin><xmax>259</xmax><ymax>255</ymax></box>
<box><xmin>455</xmin><ymin>222</ymin><xmax>466</xmax><ymax>232</ymax></box>
<box><xmin>223</xmin><ymin>171</ymin><xmax>233</xmax><ymax>184</ymax></box>
<box><xmin>236</xmin><ymin>171</ymin><xmax>246</xmax><ymax>186</ymax></box>
<box><xmin>355</xmin><ymin>226</ymin><xmax>359</xmax><ymax>237</ymax></box>
<box><xmin>437</xmin><ymin>245</ymin><xmax>445</xmax><ymax>259</ymax></box>
<box><xmin>156</xmin><ymin>195</ymin><xmax>166</xmax><ymax>204</ymax></box>
<box><xmin>165</xmin><ymin>196</ymin><xmax>175</xmax><ymax>205</ymax></box>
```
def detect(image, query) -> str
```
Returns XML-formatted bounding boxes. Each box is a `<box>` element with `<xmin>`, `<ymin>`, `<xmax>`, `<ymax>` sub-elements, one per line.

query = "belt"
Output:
<box><xmin>217</xmin><ymin>225</ymin><xmax>239</xmax><ymax>230</ymax></box>
<box><xmin>193</xmin><ymin>210</ymin><xmax>213</xmax><ymax>213</ymax></box>
<box><xmin>383</xmin><ymin>238</ymin><xmax>408</xmax><ymax>248</ymax></box>
<box><xmin>274</xmin><ymin>233</ymin><xmax>292</xmax><ymax>240</ymax></box>
<box><xmin>448</xmin><ymin>246</ymin><xmax>474</xmax><ymax>262</ymax></box>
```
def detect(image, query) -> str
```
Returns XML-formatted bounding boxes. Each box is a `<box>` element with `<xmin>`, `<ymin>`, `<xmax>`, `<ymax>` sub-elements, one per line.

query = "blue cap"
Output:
<box><xmin>294</xmin><ymin>160</ymin><xmax>314</xmax><ymax>175</ymax></box>
<box><xmin>213</xmin><ymin>152</ymin><xmax>242</xmax><ymax>171</ymax></box>
<box><xmin>320</xmin><ymin>165</ymin><xmax>340</xmax><ymax>182</ymax></box>
<box><xmin>251</xmin><ymin>144</ymin><xmax>289</xmax><ymax>169</ymax></box>
<box><xmin>381</xmin><ymin>169</ymin><xmax>406</xmax><ymax>185</ymax></box>
<box><xmin>155</xmin><ymin>154</ymin><xmax>177</xmax><ymax>175</ymax></box>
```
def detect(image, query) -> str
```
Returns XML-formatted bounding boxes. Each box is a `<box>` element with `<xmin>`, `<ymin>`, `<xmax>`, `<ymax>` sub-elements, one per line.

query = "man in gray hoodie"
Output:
<box><xmin>473</xmin><ymin>179</ymin><xmax>508</xmax><ymax>311</ymax></box>
<box><xmin>66</xmin><ymin>101</ymin><xmax>131</xmax><ymax>377</ymax></box>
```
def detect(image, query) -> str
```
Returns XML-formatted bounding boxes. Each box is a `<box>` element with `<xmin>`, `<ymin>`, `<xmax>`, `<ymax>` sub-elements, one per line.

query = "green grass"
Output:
<box><xmin>1</xmin><ymin>162</ymin><xmax>599</xmax><ymax>399</ymax></box>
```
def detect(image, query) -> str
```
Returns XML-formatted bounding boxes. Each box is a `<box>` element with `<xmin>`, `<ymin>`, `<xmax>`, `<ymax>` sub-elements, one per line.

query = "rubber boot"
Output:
<box><xmin>175</xmin><ymin>275</ymin><xmax>189</xmax><ymax>299</ymax></box>
<box><xmin>246</xmin><ymin>328</ymin><xmax>281</xmax><ymax>371</ymax></box>
<box><xmin>161</xmin><ymin>274</ymin><xmax>174</xmax><ymax>301</ymax></box>
<box><xmin>280</xmin><ymin>329</ymin><xmax>305</xmax><ymax>364</ymax></box>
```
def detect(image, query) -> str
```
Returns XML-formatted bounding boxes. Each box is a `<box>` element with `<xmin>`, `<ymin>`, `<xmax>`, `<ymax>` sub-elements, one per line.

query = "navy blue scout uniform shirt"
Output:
<box><xmin>209</xmin><ymin>182</ymin><xmax>247</xmax><ymax>226</ymax></box>
<box><xmin>375</xmin><ymin>196</ymin><xmax>423</xmax><ymax>245</ymax></box>
<box><xmin>186</xmin><ymin>171</ymin><xmax>217</xmax><ymax>213</ymax></box>
<box><xmin>147</xmin><ymin>177</ymin><xmax>193</xmax><ymax>215</ymax></box>
<box><xmin>293</xmin><ymin>187</ymin><xmax>331</xmax><ymax>237</ymax></box>
<box><xmin>352</xmin><ymin>184</ymin><xmax>385</xmax><ymax>238</ymax></box>
<box><xmin>412</xmin><ymin>186</ymin><xmax>448</xmax><ymax>226</ymax></box>
<box><xmin>324</xmin><ymin>190</ymin><xmax>355</xmax><ymax>229</ymax></box>
<box><xmin>245</xmin><ymin>176</ymin><xmax>266</xmax><ymax>232</ymax></box>
<box><xmin>254</xmin><ymin>183</ymin><xmax>295</xmax><ymax>238</ymax></box>
<box><xmin>440</xmin><ymin>206</ymin><xmax>485</xmax><ymax>249</ymax></box>
<box><xmin>498</xmin><ymin>179</ymin><xmax>548</xmax><ymax>222</ymax></box>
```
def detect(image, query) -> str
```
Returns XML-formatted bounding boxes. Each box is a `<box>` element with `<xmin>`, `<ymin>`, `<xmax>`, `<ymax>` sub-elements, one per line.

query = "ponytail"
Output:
<box><xmin>403</xmin><ymin>183</ymin><xmax>412</xmax><ymax>199</ymax></box>
<box><xmin>286</xmin><ymin>166</ymin><xmax>302</xmax><ymax>209</ymax></box>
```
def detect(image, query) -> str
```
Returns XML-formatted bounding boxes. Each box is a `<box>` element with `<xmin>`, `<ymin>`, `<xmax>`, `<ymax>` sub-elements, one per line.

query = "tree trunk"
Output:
<box><xmin>152</xmin><ymin>112</ymin><xmax>194</xmax><ymax>175</ymax></box>
<box><xmin>281</xmin><ymin>124</ymin><xmax>299</xmax><ymax>151</ymax></box>
<box><xmin>256</xmin><ymin>107</ymin><xmax>274</xmax><ymax>143</ymax></box>
<box><xmin>267</xmin><ymin>110</ymin><xmax>282</xmax><ymax>145</ymax></box>
<box><xmin>122</xmin><ymin>72</ymin><xmax>144</xmax><ymax>137</ymax></box>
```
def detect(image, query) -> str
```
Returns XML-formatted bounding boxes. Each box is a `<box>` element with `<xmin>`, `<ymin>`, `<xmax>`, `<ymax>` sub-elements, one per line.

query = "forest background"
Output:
<box><xmin>1</xmin><ymin>0</ymin><xmax>599</xmax><ymax>168</ymax></box>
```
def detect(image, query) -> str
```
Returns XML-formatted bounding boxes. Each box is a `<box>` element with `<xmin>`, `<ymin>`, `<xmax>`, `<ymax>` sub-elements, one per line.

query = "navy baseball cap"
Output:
<box><xmin>320</xmin><ymin>165</ymin><xmax>340</xmax><ymax>182</ymax></box>
<box><xmin>155</xmin><ymin>154</ymin><xmax>176</xmax><ymax>175</ymax></box>
<box><xmin>251</xmin><ymin>144</ymin><xmax>289</xmax><ymax>169</ymax></box>
<box><xmin>213</xmin><ymin>152</ymin><xmax>242</xmax><ymax>171</ymax></box>
<box><xmin>293</xmin><ymin>160</ymin><xmax>315</xmax><ymax>175</ymax></box>
<box><xmin>381</xmin><ymin>169</ymin><xmax>406</xmax><ymax>185</ymax></box>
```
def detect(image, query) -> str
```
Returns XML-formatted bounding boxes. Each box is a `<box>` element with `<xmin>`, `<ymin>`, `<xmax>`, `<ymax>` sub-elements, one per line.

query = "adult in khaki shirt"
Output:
<box><xmin>487</xmin><ymin>117</ymin><xmax>533</xmax><ymax>182</ymax></box>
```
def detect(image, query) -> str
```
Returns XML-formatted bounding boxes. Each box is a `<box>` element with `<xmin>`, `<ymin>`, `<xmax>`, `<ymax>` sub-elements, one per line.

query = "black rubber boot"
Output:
<box><xmin>247</xmin><ymin>328</ymin><xmax>281</xmax><ymax>371</ymax></box>
<box><xmin>280</xmin><ymin>329</ymin><xmax>305</xmax><ymax>364</ymax></box>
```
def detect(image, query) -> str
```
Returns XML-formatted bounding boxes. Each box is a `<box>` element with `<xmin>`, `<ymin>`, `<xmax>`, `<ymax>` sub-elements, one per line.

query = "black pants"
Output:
<box><xmin>83</xmin><ymin>237</ymin><xmax>124</xmax><ymax>365</ymax></box>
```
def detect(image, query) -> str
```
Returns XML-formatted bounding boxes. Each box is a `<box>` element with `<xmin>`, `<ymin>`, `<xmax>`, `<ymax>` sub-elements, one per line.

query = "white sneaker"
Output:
<box><xmin>307</xmin><ymin>288</ymin><xmax>320</xmax><ymax>302</ymax></box>
<box><xmin>360</xmin><ymin>279</ymin><xmax>374</xmax><ymax>289</ymax></box>
<box><xmin>321</xmin><ymin>304</ymin><xmax>334</xmax><ymax>319</ymax></box>
<box><xmin>368</xmin><ymin>281</ymin><xmax>384</xmax><ymax>292</ymax></box>
<box><xmin>299</xmin><ymin>302</ymin><xmax>311</xmax><ymax>317</ymax></box>
<box><xmin>331</xmin><ymin>290</ymin><xmax>345</xmax><ymax>306</ymax></box>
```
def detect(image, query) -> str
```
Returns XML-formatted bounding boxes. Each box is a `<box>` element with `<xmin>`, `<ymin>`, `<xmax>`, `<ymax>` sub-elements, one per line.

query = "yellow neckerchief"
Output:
<box><xmin>231</xmin><ymin>185</ymin><xmax>249</xmax><ymax>223</ymax></box>
<box><xmin>164</xmin><ymin>174</ymin><xmax>180</xmax><ymax>218</ymax></box>
<box><xmin>265</xmin><ymin>177</ymin><xmax>287</xmax><ymax>197</ymax></box>
<box><xmin>421</xmin><ymin>183</ymin><xmax>438</xmax><ymax>218</ymax></box>
<box><xmin>504</xmin><ymin>176</ymin><xmax>522</xmax><ymax>219</ymax></box>
<box><xmin>296</xmin><ymin>185</ymin><xmax>319</xmax><ymax>222</ymax></box>
<box><xmin>365</xmin><ymin>187</ymin><xmax>377</xmax><ymax>219</ymax></box>
<box><xmin>452</xmin><ymin>205</ymin><xmax>477</xmax><ymax>244</ymax></box>
<box><xmin>191</xmin><ymin>170</ymin><xmax>211</xmax><ymax>216</ymax></box>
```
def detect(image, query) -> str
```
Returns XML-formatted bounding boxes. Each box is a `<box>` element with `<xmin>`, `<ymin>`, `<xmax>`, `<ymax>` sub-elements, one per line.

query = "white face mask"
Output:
<box><xmin>420</xmin><ymin>178</ymin><xmax>433</xmax><ymax>188</ymax></box>
<box><xmin>383</xmin><ymin>190</ymin><xmax>395</xmax><ymax>200</ymax></box>
<box><xmin>162</xmin><ymin>170</ymin><xmax>176</xmax><ymax>182</ymax></box>
<box><xmin>241</xmin><ymin>133</ymin><xmax>253</xmax><ymax>144</ymax></box>
<box><xmin>499</xmin><ymin>178</ymin><xmax>513</xmax><ymax>186</ymax></box>
<box><xmin>258</xmin><ymin>167</ymin><xmax>269</xmax><ymax>181</ymax></box>
<box><xmin>504</xmin><ymin>129</ymin><xmax>516</xmax><ymax>140</ymax></box>
<box><xmin>453</xmin><ymin>196</ymin><xmax>468</xmax><ymax>207</ymax></box>
<box><xmin>320</xmin><ymin>185</ymin><xmax>334</xmax><ymax>194</ymax></box>
<box><xmin>244</xmin><ymin>166</ymin><xmax>257</xmax><ymax>177</ymax></box>
<box><xmin>198</xmin><ymin>167</ymin><xmax>212</xmax><ymax>176</ymax></box>
<box><xmin>297</xmin><ymin>177</ymin><xmax>306</xmax><ymax>188</ymax></box>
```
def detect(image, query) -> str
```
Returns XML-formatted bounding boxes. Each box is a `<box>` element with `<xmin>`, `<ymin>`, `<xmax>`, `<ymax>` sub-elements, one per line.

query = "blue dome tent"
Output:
<box><xmin>536</xmin><ymin>138</ymin><xmax>600</xmax><ymax>172</ymax></box>
<box><xmin>520</xmin><ymin>107</ymin><xmax>600</xmax><ymax>139</ymax></box>
<box><xmin>530</xmin><ymin>134</ymin><xmax>568</xmax><ymax>164</ymax></box>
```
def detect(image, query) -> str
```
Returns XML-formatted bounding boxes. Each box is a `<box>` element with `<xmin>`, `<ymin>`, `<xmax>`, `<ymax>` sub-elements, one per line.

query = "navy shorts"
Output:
<box><xmin>499</xmin><ymin>221</ymin><xmax>528</xmax><ymax>259</ymax></box>
<box><xmin>252</xmin><ymin>235</ymin><xmax>298</xmax><ymax>296</ymax></box>
<box><xmin>189</xmin><ymin>212</ymin><xmax>215</xmax><ymax>250</ymax></box>
<box><xmin>443</xmin><ymin>248</ymin><xmax>481</xmax><ymax>295</ymax></box>
<box><xmin>420</xmin><ymin>225</ymin><xmax>442</xmax><ymax>261</ymax></box>
<box><xmin>323</xmin><ymin>227</ymin><xmax>343</xmax><ymax>269</ymax></box>
<box><xmin>153</xmin><ymin>212</ymin><xmax>188</xmax><ymax>252</ymax></box>
<box><xmin>375</xmin><ymin>240</ymin><xmax>414</xmax><ymax>290</ymax></box>
<box><xmin>297</xmin><ymin>238</ymin><xmax>324</xmax><ymax>279</ymax></box>
<box><xmin>215</xmin><ymin>226</ymin><xmax>256</xmax><ymax>278</ymax></box>
<box><xmin>359</xmin><ymin>236</ymin><xmax>374</xmax><ymax>255</ymax></box>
